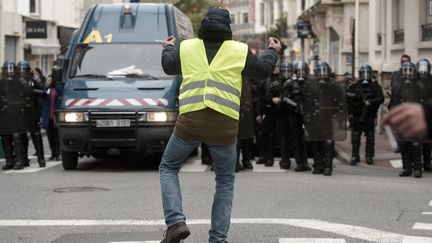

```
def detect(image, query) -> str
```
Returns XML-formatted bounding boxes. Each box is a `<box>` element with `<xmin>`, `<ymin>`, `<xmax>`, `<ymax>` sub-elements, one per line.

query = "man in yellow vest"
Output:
<box><xmin>159</xmin><ymin>8</ymin><xmax>280</xmax><ymax>243</ymax></box>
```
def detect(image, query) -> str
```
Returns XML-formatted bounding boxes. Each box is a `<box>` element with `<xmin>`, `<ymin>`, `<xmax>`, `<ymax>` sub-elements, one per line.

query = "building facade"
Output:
<box><xmin>0</xmin><ymin>0</ymin><xmax>127</xmax><ymax>75</ymax></box>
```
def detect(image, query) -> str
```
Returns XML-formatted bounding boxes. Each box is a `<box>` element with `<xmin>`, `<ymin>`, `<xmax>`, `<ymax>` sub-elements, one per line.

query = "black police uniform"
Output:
<box><xmin>389</xmin><ymin>62</ymin><xmax>423</xmax><ymax>178</ymax></box>
<box><xmin>347</xmin><ymin>65</ymin><xmax>384</xmax><ymax>165</ymax></box>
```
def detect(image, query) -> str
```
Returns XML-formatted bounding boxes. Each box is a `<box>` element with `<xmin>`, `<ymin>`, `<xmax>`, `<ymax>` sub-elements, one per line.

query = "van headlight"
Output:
<box><xmin>59</xmin><ymin>112</ymin><xmax>88</xmax><ymax>123</ymax></box>
<box><xmin>146</xmin><ymin>112</ymin><xmax>177</xmax><ymax>122</ymax></box>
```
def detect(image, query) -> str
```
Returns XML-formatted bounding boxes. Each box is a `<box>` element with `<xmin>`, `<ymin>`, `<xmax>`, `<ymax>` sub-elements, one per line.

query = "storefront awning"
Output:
<box><xmin>28</xmin><ymin>43</ymin><xmax>61</xmax><ymax>55</ymax></box>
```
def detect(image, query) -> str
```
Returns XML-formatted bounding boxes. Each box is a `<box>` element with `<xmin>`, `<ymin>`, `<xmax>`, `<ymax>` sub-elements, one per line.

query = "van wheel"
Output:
<box><xmin>62</xmin><ymin>150</ymin><xmax>78</xmax><ymax>170</ymax></box>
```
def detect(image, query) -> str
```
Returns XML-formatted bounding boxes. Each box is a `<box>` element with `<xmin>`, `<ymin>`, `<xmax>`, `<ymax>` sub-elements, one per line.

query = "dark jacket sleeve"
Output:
<box><xmin>242</xmin><ymin>48</ymin><xmax>278</xmax><ymax>80</ymax></box>
<box><xmin>370</xmin><ymin>83</ymin><xmax>384</xmax><ymax>106</ymax></box>
<box><xmin>161</xmin><ymin>44</ymin><xmax>181</xmax><ymax>75</ymax></box>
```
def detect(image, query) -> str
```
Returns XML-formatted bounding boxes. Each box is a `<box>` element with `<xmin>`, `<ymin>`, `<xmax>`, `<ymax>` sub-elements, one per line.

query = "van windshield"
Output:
<box><xmin>70</xmin><ymin>43</ymin><xmax>170</xmax><ymax>80</ymax></box>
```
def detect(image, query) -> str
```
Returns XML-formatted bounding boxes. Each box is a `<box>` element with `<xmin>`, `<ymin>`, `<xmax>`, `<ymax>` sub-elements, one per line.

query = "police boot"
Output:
<box><xmin>235</xmin><ymin>161</ymin><xmax>242</xmax><ymax>173</ymax></box>
<box><xmin>279</xmin><ymin>138</ymin><xmax>291</xmax><ymax>170</ymax></box>
<box><xmin>22</xmin><ymin>134</ymin><xmax>30</xmax><ymax>167</ymax></box>
<box><xmin>323</xmin><ymin>141</ymin><xmax>334</xmax><ymax>176</ymax></box>
<box><xmin>423</xmin><ymin>143</ymin><xmax>432</xmax><ymax>171</ymax></box>
<box><xmin>350</xmin><ymin>131</ymin><xmax>361</xmax><ymax>166</ymax></box>
<box><xmin>311</xmin><ymin>142</ymin><xmax>324</xmax><ymax>174</ymax></box>
<box><xmin>293</xmin><ymin>141</ymin><xmax>310</xmax><ymax>172</ymax></box>
<box><xmin>365</xmin><ymin>131</ymin><xmax>375</xmax><ymax>165</ymax></box>
<box><xmin>242</xmin><ymin>159</ymin><xmax>253</xmax><ymax>170</ymax></box>
<box><xmin>264</xmin><ymin>134</ymin><xmax>274</xmax><ymax>167</ymax></box>
<box><xmin>1</xmin><ymin>135</ymin><xmax>15</xmax><ymax>170</ymax></box>
<box><xmin>13</xmin><ymin>133</ymin><xmax>27</xmax><ymax>170</ymax></box>
<box><xmin>412</xmin><ymin>142</ymin><xmax>423</xmax><ymax>178</ymax></box>
<box><xmin>33</xmin><ymin>131</ymin><xmax>46</xmax><ymax>167</ymax></box>
<box><xmin>241</xmin><ymin>139</ymin><xmax>254</xmax><ymax>170</ymax></box>
<box><xmin>399</xmin><ymin>145</ymin><xmax>412</xmax><ymax>177</ymax></box>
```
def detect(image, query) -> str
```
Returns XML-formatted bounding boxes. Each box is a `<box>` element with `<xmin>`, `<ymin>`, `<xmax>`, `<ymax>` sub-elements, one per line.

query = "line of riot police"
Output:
<box><xmin>0</xmin><ymin>61</ymin><xmax>46</xmax><ymax>170</ymax></box>
<box><xmin>251</xmin><ymin>60</ymin><xmax>347</xmax><ymax>176</ymax></box>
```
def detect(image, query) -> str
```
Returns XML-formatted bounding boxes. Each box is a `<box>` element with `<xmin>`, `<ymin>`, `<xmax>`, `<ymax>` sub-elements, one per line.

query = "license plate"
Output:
<box><xmin>96</xmin><ymin>119</ymin><xmax>130</xmax><ymax>128</ymax></box>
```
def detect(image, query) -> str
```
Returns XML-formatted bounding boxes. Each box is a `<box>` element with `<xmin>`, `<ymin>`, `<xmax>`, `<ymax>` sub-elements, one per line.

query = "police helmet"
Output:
<box><xmin>2</xmin><ymin>61</ymin><xmax>16</xmax><ymax>78</ymax></box>
<box><xmin>417</xmin><ymin>59</ymin><xmax>431</xmax><ymax>77</ymax></box>
<box><xmin>359</xmin><ymin>64</ymin><xmax>373</xmax><ymax>82</ymax></box>
<box><xmin>16</xmin><ymin>61</ymin><xmax>31</xmax><ymax>78</ymax></box>
<box><xmin>401</xmin><ymin>62</ymin><xmax>417</xmax><ymax>80</ymax></box>
<box><xmin>314</xmin><ymin>62</ymin><xmax>331</xmax><ymax>80</ymax></box>
<box><xmin>294</xmin><ymin>61</ymin><xmax>309</xmax><ymax>79</ymax></box>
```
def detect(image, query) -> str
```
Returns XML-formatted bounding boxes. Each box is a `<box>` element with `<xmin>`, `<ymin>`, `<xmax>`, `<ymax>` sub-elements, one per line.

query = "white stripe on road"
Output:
<box><xmin>279</xmin><ymin>239</ymin><xmax>346</xmax><ymax>243</ymax></box>
<box><xmin>402</xmin><ymin>236</ymin><xmax>432</xmax><ymax>243</ymax></box>
<box><xmin>389</xmin><ymin>159</ymin><xmax>403</xmax><ymax>169</ymax></box>
<box><xmin>422</xmin><ymin>212</ymin><xmax>432</xmax><ymax>215</ymax></box>
<box><xmin>413</xmin><ymin>222</ymin><xmax>432</xmax><ymax>231</ymax></box>
<box><xmin>110</xmin><ymin>242</ymin><xmax>159</xmax><ymax>243</ymax></box>
<box><xmin>429</xmin><ymin>200</ymin><xmax>432</xmax><ymax>207</ymax></box>
<box><xmin>2</xmin><ymin>162</ymin><xmax>60</xmax><ymax>174</ymax></box>
<box><xmin>0</xmin><ymin>218</ymin><xmax>406</xmax><ymax>243</ymax></box>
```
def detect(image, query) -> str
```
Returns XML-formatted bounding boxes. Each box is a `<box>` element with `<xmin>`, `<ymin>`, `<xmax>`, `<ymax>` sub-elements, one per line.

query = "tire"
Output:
<box><xmin>62</xmin><ymin>150</ymin><xmax>78</xmax><ymax>170</ymax></box>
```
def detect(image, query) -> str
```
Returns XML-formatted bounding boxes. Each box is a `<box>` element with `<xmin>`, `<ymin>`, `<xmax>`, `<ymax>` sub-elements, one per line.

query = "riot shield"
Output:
<box><xmin>0</xmin><ymin>75</ymin><xmax>35</xmax><ymax>135</ymax></box>
<box><xmin>303</xmin><ymin>77</ymin><xmax>347</xmax><ymax>141</ymax></box>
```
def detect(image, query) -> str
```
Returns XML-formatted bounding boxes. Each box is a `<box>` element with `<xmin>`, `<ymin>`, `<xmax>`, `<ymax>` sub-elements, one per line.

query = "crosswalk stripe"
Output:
<box><xmin>279</xmin><ymin>239</ymin><xmax>346</xmax><ymax>243</ymax></box>
<box><xmin>429</xmin><ymin>200</ymin><xmax>432</xmax><ymax>207</ymax></box>
<box><xmin>413</xmin><ymin>222</ymin><xmax>432</xmax><ymax>231</ymax></box>
<box><xmin>2</xmin><ymin>162</ymin><xmax>61</xmax><ymax>174</ymax></box>
<box><xmin>422</xmin><ymin>212</ymin><xmax>432</xmax><ymax>215</ymax></box>
<box><xmin>402</xmin><ymin>236</ymin><xmax>432</xmax><ymax>243</ymax></box>
<box><xmin>389</xmin><ymin>159</ymin><xmax>403</xmax><ymax>169</ymax></box>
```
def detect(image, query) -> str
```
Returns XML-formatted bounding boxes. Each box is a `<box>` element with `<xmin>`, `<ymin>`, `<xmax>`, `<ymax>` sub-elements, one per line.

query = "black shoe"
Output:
<box><xmin>279</xmin><ymin>160</ymin><xmax>290</xmax><ymax>170</ymax></box>
<box><xmin>312</xmin><ymin>166</ymin><xmax>324</xmax><ymax>174</ymax></box>
<box><xmin>256</xmin><ymin>157</ymin><xmax>266</xmax><ymax>164</ymax></box>
<box><xmin>399</xmin><ymin>170</ymin><xmax>412</xmax><ymax>177</ymax></box>
<box><xmin>294</xmin><ymin>164</ymin><xmax>308</xmax><ymax>172</ymax></box>
<box><xmin>38</xmin><ymin>159</ymin><xmax>46</xmax><ymax>168</ymax></box>
<box><xmin>242</xmin><ymin>160</ymin><xmax>253</xmax><ymax>170</ymax></box>
<box><xmin>366</xmin><ymin>157</ymin><xmax>373</xmax><ymax>165</ymax></box>
<box><xmin>2</xmin><ymin>162</ymin><xmax>15</xmax><ymax>170</ymax></box>
<box><xmin>13</xmin><ymin>162</ymin><xmax>25</xmax><ymax>170</ymax></box>
<box><xmin>48</xmin><ymin>156</ymin><xmax>55</xmax><ymax>161</ymax></box>
<box><xmin>264</xmin><ymin>159</ymin><xmax>274</xmax><ymax>167</ymax></box>
<box><xmin>413</xmin><ymin>170</ymin><xmax>422</xmax><ymax>178</ymax></box>
<box><xmin>323</xmin><ymin>167</ymin><xmax>332</xmax><ymax>176</ymax></box>
<box><xmin>350</xmin><ymin>157</ymin><xmax>359</xmax><ymax>166</ymax></box>
<box><xmin>304</xmin><ymin>163</ymin><xmax>312</xmax><ymax>171</ymax></box>
<box><xmin>161</xmin><ymin>222</ymin><xmax>190</xmax><ymax>243</ymax></box>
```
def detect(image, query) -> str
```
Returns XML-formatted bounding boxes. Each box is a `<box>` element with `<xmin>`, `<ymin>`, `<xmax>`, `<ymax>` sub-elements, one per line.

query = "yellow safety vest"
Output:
<box><xmin>179</xmin><ymin>38</ymin><xmax>248</xmax><ymax>120</ymax></box>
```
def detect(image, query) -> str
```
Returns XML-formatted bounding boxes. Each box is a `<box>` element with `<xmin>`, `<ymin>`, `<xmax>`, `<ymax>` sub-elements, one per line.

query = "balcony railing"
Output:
<box><xmin>422</xmin><ymin>23</ymin><xmax>432</xmax><ymax>41</ymax></box>
<box><xmin>393</xmin><ymin>29</ymin><xmax>404</xmax><ymax>44</ymax></box>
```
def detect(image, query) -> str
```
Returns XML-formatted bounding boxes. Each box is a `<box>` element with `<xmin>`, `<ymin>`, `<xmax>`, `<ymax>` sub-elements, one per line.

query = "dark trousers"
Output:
<box><xmin>351</xmin><ymin>119</ymin><xmax>375</xmax><ymax>159</ymax></box>
<box><xmin>236</xmin><ymin>138</ymin><xmax>254</xmax><ymax>163</ymax></box>
<box><xmin>423</xmin><ymin>143</ymin><xmax>431</xmax><ymax>167</ymax></box>
<box><xmin>400</xmin><ymin>141</ymin><xmax>422</xmax><ymax>172</ymax></box>
<box><xmin>46</xmin><ymin>119</ymin><xmax>60</xmax><ymax>158</ymax></box>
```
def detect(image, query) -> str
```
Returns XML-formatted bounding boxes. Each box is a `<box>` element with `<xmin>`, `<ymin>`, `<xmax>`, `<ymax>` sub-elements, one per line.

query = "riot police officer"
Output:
<box><xmin>256</xmin><ymin>67</ymin><xmax>280</xmax><ymax>166</ymax></box>
<box><xmin>417</xmin><ymin>59</ymin><xmax>432</xmax><ymax>171</ymax></box>
<box><xmin>0</xmin><ymin>61</ymin><xmax>30</xmax><ymax>170</ymax></box>
<box><xmin>347</xmin><ymin>64</ymin><xmax>384</xmax><ymax>165</ymax></box>
<box><xmin>389</xmin><ymin>62</ymin><xmax>423</xmax><ymax>178</ymax></box>
<box><xmin>284</xmin><ymin>61</ymin><xmax>310</xmax><ymax>172</ymax></box>
<box><xmin>18</xmin><ymin>61</ymin><xmax>46</xmax><ymax>167</ymax></box>
<box><xmin>305</xmin><ymin>62</ymin><xmax>345</xmax><ymax>176</ymax></box>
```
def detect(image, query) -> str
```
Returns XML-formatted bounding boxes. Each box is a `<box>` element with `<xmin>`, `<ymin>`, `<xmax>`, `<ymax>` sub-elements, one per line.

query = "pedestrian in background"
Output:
<box><xmin>42</xmin><ymin>68</ymin><xmax>61</xmax><ymax>161</ymax></box>
<box><xmin>159</xmin><ymin>8</ymin><xmax>280</xmax><ymax>243</ymax></box>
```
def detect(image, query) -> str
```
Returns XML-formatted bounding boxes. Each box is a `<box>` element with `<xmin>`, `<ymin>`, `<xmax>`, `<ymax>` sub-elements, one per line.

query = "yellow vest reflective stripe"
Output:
<box><xmin>179</xmin><ymin>38</ymin><xmax>248</xmax><ymax>120</ymax></box>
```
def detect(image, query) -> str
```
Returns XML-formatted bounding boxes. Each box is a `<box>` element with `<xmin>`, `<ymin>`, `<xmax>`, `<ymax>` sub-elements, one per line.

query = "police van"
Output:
<box><xmin>56</xmin><ymin>3</ymin><xmax>193</xmax><ymax>170</ymax></box>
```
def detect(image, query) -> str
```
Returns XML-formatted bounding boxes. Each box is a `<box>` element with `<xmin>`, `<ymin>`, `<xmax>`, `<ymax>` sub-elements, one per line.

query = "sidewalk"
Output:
<box><xmin>335</xmin><ymin>131</ymin><xmax>402</xmax><ymax>170</ymax></box>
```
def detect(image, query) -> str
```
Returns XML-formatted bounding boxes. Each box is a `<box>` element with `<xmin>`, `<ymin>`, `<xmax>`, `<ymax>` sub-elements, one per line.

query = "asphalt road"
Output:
<box><xmin>1</xmin><ymin>150</ymin><xmax>432</xmax><ymax>243</ymax></box>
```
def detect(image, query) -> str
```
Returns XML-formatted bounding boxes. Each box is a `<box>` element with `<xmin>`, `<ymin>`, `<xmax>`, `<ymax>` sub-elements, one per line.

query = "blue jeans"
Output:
<box><xmin>159</xmin><ymin>133</ymin><xmax>236</xmax><ymax>243</ymax></box>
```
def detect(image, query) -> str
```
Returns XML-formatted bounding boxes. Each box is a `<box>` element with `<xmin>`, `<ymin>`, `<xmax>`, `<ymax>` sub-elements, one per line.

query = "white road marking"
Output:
<box><xmin>181</xmin><ymin>159</ymin><xmax>208</xmax><ymax>172</ymax></box>
<box><xmin>422</xmin><ymin>212</ymin><xmax>432</xmax><ymax>215</ymax></box>
<box><xmin>429</xmin><ymin>200</ymin><xmax>432</xmax><ymax>207</ymax></box>
<box><xmin>279</xmin><ymin>239</ymin><xmax>346</xmax><ymax>243</ymax></box>
<box><xmin>0</xmin><ymin>155</ymin><xmax>52</xmax><ymax>163</ymax></box>
<box><xmin>402</xmin><ymin>236</ymin><xmax>432</xmax><ymax>243</ymax></box>
<box><xmin>2</xmin><ymin>162</ymin><xmax>61</xmax><ymax>174</ymax></box>
<box><xmin>390</xmin><ymin>159</ymin><xmax>403</xmax><ymax>169</ymax></box>
<box><xmin>0</xmin><ymin>218</ymin><xmax>407</xmax><ymax>243</ymax></box>
<box><xmin>109</xmin><ymin>242</ymin><xmax>159</xmax><ymax>243</ymax></box>
<box><xmin>413</xmin><ymin>222</ymin><xmax>432</xmax><ymax>231</ymax></box>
